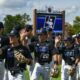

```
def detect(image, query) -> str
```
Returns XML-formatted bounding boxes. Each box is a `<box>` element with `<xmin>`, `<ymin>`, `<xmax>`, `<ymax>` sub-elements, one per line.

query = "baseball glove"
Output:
<box><xmin>50</xmin><ymin>66</ymin><xmax>59</xmax><ymax>78</ymax></box>
<box><xmin>14</xmin><ymin>50</ymin><xmax>31</xmax><ymax>64</ymax></box>
<box><xmin>67</xmin><ymin>66</ymin><xmax>75</xmax><ymax>76</ymax></box>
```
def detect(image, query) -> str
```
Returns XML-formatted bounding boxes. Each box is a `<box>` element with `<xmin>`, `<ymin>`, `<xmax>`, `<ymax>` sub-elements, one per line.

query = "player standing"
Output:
<box><xmin>31</xmin><ymin>29</ymin><xmax>55</xmax><ymax>80</ymax></box>
<box><xmin>2</xmin><ymin>29</ymin><xmax>32</xmax><ymax>80</ymax></box>
<box><xmin>74</xmin><ymin>34</ymin><xmax>80</xmax><ymax>80</ymax></box>
<box><xmin>54</xmin><ymin>36</ymin><xmax>79</xmax><ymax>80</ymax></box>
<box><xmin>0</xmin><ymin>22</ymin><xmax>9</xmax><ymax>80</ymax></box>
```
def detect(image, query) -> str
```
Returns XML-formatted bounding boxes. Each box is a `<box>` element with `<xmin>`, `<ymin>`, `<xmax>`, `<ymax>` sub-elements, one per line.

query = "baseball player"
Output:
<box><xmin>17</xmin><ymin>24</ymin><xmax>36</xmax><ymax>80</ymax></box>
<box><xmin>74</xmin><ymin>34</ymin><xmax>80</xmax><ymax>80</ymax></box>
<box><xmin>15</xmin><ymin>25</ymin><xmax>34</xmax><ymax>80</ymax></box>
<box><xmin>57</xmin><ymin>36</ymin><xmax>79</xmax><ymax>80</ymax></box>
<box><xmin>54</xmin><ymin>33</ymin><xmax>63</xmax><ymax>65</ymax></box>
<box><xmin>31</xmin><ymin>29</ymin><xmax>54</xmax><ymax>80</ymax></box>
<box><xmin>2</xmin><ymin>29</ymin><xmax>33</xmax><ymax>80</ymax></box>
<box><xmin>0</xmin><ymin>22</ymin><xmax>9</xmax><ymax>80</ymax></box>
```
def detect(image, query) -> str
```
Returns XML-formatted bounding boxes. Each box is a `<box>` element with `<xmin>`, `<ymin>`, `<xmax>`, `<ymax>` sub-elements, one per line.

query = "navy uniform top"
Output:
<box><xmin>60</xmin><ymin>45</ymin><xmax>79</xmax><ymax>65</ymax></box>
<box><xmin>0</xmin><ymin>36</ymin><xmax>9</xmax><ymax>60</ymax></box>
<box><xmin>74</xmin><ymin>44</ymin><xmax>80</xmax><ymax>58</ymax></box>
<box><xmin>2</xmin><ymin>45</ymin><xmax>32</xmax><ymax>71</ymax></box>
<box><xmin>0</xmin><ymin>36</ymin><xmax>9</xmax><ymax>48</ymax></box>
<box><xmin>32</xmin><ymin>41</ymin><xmax>53</xmax><ymax>65</ymax></box>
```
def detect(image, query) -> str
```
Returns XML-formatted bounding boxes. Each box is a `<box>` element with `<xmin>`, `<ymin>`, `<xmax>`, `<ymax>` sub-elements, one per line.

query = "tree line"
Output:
<box><xmin>3</xmin><ymin>13</ymin><xmax>80</xmax><ymax>35</ymax></box>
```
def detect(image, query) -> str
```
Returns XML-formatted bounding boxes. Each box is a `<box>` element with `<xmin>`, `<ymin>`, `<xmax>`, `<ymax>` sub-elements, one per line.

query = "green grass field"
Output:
<box><xmin>24</xmin><ymin>65</ymin><xmax>61</xmax><ymax>80</ymax></box>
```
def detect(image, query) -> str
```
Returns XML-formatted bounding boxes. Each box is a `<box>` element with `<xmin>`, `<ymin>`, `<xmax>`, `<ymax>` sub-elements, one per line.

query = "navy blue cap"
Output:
<box><xmin>64</xmin><ymin>37</ymin><xmax>74</xmax><ymax>43</ymax></box>
<box><xmin>13</xmin><ymin>25</ymin><xmax>23</xmax><ymax>32</ymax></box>
<box><xmin>8</xmin><ymin>30</ymin><xmax>19</xmax><ymax>37</ymax></box>
<box><xmin>0</xmin><ymin>22</ymin><xmax>4</xmax><ymax>28</ymax></box>
<box><xmin>38</xmin><ymin>28</ymin><xmax>47</xmax><ymax>35</ymax></box>
<box><xmin>25</xmin><ymin>24</ymin><xmax>32</xmax><ymax>31</ymax></box>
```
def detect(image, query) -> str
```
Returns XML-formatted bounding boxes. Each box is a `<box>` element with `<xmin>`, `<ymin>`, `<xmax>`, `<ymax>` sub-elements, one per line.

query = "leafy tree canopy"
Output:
<box><xmin>4</xmin><ymin>13</ymin><xmax>31</xmax><ymax>34</ymax></box>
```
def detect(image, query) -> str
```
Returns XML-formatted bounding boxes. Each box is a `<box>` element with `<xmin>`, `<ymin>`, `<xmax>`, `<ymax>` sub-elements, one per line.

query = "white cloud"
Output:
<box><xmin>65</xmin><ymin>6</ymin><xmax>80</xmax><ymax>15</ymax></box>
<box><xmin>0</xmin><ymin>0</ymin><xmax>5</xmax><ymax>5</ymax></box>
<box><xmin>0</xmin><ymin>0</ymin><xmax>80</xmax><ymax>23</ymax></box>
<box><xmin>0</xmin><ymin>0</ymin><xmax>27</xmax><ymax>8</ymax></box>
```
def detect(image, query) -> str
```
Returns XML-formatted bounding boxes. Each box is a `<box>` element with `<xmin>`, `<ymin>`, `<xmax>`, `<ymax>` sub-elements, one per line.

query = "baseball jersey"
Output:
<box><xmin>33</xmin><ymin>41</ymin><xmax>53</xmax><ymax>65</ymax></box>
<box><xmin>60</xmin><ymin>46</ymin><xmax>79</xmax><ymax>65</ymax></box>
<box><xmin>2</xmin><ymin>45</ymin><xmax>32</xmax><ymax>70</ymax></box>
<box><xmin>74</xmin><ymin>44</ymin><xmax>80</xmax><ymax>58</ymax></box>
<box><xmin>0</xmin><ymin>35</ymin><xmax>9</xmax><ymax>60</ymax></box>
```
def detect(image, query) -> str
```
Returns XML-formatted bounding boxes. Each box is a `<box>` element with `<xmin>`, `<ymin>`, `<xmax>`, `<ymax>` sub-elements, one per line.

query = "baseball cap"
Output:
<box><xmin>38</xmin><ymin>28</ymin><xmax>47</xmax><ymax>35</ymax></box>
<box><xmin>13</xmin><ymin>25</ymin><xmax>23</xmax><ymax>32</ymax></box>
<box><xmin>8</xmin><ymin>30</ymin><xmax>19</xmax><ymax>37</ymax></box>
<box><xmin>0</xmin><ymin>22</ymin><xmax>4</xmax><ymax>28</ymax></box>
<box><xmin>25</xmin><ymin>24</ymin><xmax>32</xmax><ymax>31</ymax></box>
<box><xmin>64</xmin><ymin>36</ymin><xmax>74</xmax><ymax>43</ymax></box>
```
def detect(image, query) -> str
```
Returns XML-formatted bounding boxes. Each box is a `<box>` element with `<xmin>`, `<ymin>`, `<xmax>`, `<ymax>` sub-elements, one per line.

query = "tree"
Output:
<box><xmin>73</xmin><ymin>16</ymin><xmax>80</xmax><ymax>34</ymax></box>
<box><xmin>64</xmin><ymin>22</ymin><xmax>75</xmax><ymax>37</ymax></box>
<box><xmin>4</xmin><ymin>13</ymin><xmax>31</xmax><ymax>34</ymax></box>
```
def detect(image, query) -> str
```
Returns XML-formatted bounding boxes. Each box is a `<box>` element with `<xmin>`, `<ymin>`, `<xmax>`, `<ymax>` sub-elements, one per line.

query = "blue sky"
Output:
<box><xmin>0</xmin><ymin>0</ymin><xmax>80</xmax><ymax>24</ymax></box>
